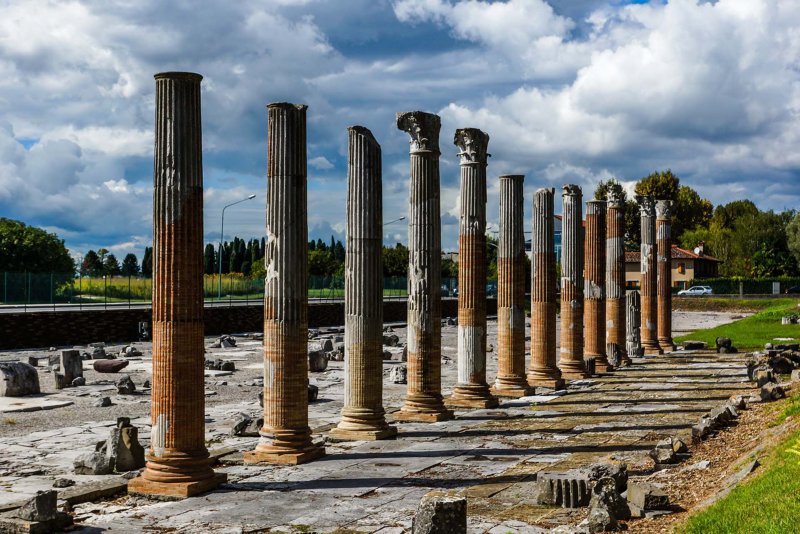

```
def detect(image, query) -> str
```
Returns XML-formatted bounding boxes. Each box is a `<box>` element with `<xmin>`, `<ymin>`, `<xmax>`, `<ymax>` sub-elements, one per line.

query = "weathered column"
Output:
<box><xmin>656</xmin><ymin>200</ymin><xmax>676</xmax><ymax>352</ymax></box>
<box><xmin>394</xmin><ymin>111</ymin><xmax>453</xmax><ymax>422</ymax></box>
<box><xmin>330</xmin><ymin>127</ymin><xmax>397</xmax><ymax>441</ymax></box>
<box><xmin>559</xmin><ymin>185</ymin><xmax>589</xmax><ymax>379</ymax></box>
<box><xmin>605</xmin><ymin>184</ymin><xmax>630</xmax><ymax>366</ymax></box>
<box><xmin>492</xmin><ymin>175</ymin><xmax>534</xmax><ymax>397</ymax></box>
<box><xmin>244</xmin><ymin>103</ymin><xmax>325</xmax><ymax>464</ymax></box>
<box><xmin>626</xmin><ymin>290</ymin><xmax>644</xmax><ymax>358</ymax></box>
<box><xmin>584</xmin><ymin>200</ymin><xmax>610</xmax><ymax>372</ymax></box>
<box><xmin>448</xmin><ymin>128</ymin><xmax>498</xmax><ymax>409</ymax></box>
<box><xmin>527</xmin><ymin>188</ymin><xmax>565</xmax><ymax>389</ymax></box>
<box><xmin>129</xmin><ymin>72</ymin><xmax>226</xmax><ymax>498</ymax></box>
<box><xmin>638</xmin><ymin>196</ymin><xmax>663</xmax><ymax>355</ymax></box>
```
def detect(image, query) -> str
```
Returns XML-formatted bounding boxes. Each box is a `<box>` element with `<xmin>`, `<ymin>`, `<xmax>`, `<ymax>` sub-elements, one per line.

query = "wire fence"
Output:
<box><xmin>0</xmin><ymin>272</ymin><xmax>469</xmax><ymax>309</ymax></box>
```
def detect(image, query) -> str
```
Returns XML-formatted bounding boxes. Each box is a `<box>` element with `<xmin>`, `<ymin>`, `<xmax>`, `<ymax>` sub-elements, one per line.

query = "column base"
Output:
<box><xmin>490</xmin><ymin>385</ymin><xmax>535</xmax><ymax>398</ymax></box>
<box><xmin>328</xmin><ymin>425</ymin><xmax>398</xmax><ymax>442</ymax></box>
<box><xmin>393</xmin><ymin>408</ymin><xmax>455</xmax><ymax>423</ymax></box>
<box><xmin>527</xmin><ymin>377</ymin><xmax>566</xmax><ymax>390</ymax></box>
<box><xmin>642</xmin><ymin>345</ymin><xmax>664</xmax><ymax>356</ymax></box>
<box><xmin>128</xmin><ymin>472</ymin><xmax>227</xmax><ymax>499</ymax></box>
<box><xmin>244</xmin><ymin>445</ymin><xmax>325</xmax><ymax>466</ymax></box>
<box><xmin>446</xmin><ymin>385</ymin><xmax>499</xmax><ymax>409</ymax></box>
<box><xmin>594</xmin><ymin>359</ymin><xmax>615</xmax><ymax>373</ymax></box>
<box><xmin>659</xmin><ymin>339</ymin><xmax>676</xmax><ymax>352</ymax></box>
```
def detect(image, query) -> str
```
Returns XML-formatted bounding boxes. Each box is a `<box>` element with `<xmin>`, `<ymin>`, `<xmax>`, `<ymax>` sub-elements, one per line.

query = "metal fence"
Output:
<box><xmin>0</xmin><ymin>272</ymin><xmax>467</xmax><ymax>309</ymax></box>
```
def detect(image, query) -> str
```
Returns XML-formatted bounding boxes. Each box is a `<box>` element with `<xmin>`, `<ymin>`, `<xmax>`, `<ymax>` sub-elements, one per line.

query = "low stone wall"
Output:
<box><xmin>0</xmin><ymin>298</ymin><xmax>494</xmax><ymax>350</ymax></box>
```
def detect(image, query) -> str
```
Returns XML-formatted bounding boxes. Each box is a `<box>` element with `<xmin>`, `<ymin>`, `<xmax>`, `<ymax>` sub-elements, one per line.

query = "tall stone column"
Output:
<box><xmin>245</xmin><ymin>103</ymin><xmax>325</xmax><ymax>464</ymax></box>
<box><xmin>626</xmin><ymin>290</ymin><xmax>644</xmax><ymax>358</ymax></box>
<box><xmin>559</xmin><ymin>185</ymin><xmax>589</xmax><ymax>379</ymax></box>
<box><xmin>394</xmin><ymin>111</ymin><xmax>453</xmax><ymax>422</ymax></box>
<box><xmin>493</xmin><ymin>175</ymin><xmax>534</xmax><ymax>397</ymax></box>
<box><xmin>330</xmin><ymin>127</ymin><xmax>397</xmax><ymax>441</ymax></box>
<box><xmin>605</xmin><ymin>184</ymin><xmax>630</xmax><ymax>366</ymax></box>
<box><xmin>129</xmin><ymin>72</ymin><xmax>226</xmax><ymax>498</ymax></box>
<box><xmin>656</xmin><ymin>200</ymin><xmax>676</xmax><ymax>352</ymax></box>
<box><xmin>638</xmin><ymin>196</ymin><xmax>663</xmax><ymax>355</ymax></box>
<box><xmin>527</xmin><ymin>188</ymin><xmax>565</xmax><ymax>389</ymax></box>
<box><xmin>584</xmin><ymin>200</ymin><xmax>610</xmax><ymax>372</ymax></box>
<box><xmin>448</xmin><ymin>128</ymin><xmax>498</xmax><ymax>409</ymax></box>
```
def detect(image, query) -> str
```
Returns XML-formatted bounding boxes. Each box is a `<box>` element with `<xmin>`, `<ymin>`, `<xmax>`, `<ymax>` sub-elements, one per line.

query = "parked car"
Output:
<box><xmin>677</xmin><ymin>285</ymin><xmax>713</xmax><ymax>296</ymax></box>
<box><xmin>785</xmin><ymin>286</ymin><xmax>800</xmax><ymax>294</ymax></box>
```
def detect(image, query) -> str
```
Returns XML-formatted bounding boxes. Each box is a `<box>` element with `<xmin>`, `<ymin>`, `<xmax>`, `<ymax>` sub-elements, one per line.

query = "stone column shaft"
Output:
<box><xmin>331</xmin><ymin>126</ymin><xmax>397</xmax><ymax>441</ymax></box>
<box><xmin>527</xmin><ymin>188</ymin><xmax>565</xmax><ymax>389</ymax></box>
<box><xmin>606</xmin><ymin>185</ymin><xmax>629</xmax><ymax>366</ymax></box>
<box><xmin>129</xmin><ymin>72</ymin><xmax>225</xmax><ymax>498</ymax></box>
<box><xmin>394</xmin><ymin>111</ymin><xmax>453</xmax><ymax>422</ymax></box>
<box><xmin>448</xmin><ymin>128</ymin><xmax>498</xmax><ymax>409</ymax></box>
<box><xmin>626</xmin><ymin>290</ymin><xmax>644</xmax><ymax>358</ymax></box>
<box><xmin>245</xmin><ymin>103</ymin><xmax>325</xmax><ymax>464</ymax></box>
<box><xmin>656</xmin><ymin>200</ymin><xmax>676</xmax><ymax>352</ymax></box>
<box><xmin>493</xmin><ymin>175</ymin><xmax>534</xmax><ymax>397</ymax></box>
<box><xmin>585</xmin><ymin>200</ymin><xmax>610</xmax><ymax>371</ymax></box>
<box><xmin>638</xmin><ymin>196</ymin><xmax>663</xmax><ymax>355</ymax></box>
<box><xmin>559</xmin><ymin>185</ymin><xmax>588</xmax><ymax>379</ymax></box>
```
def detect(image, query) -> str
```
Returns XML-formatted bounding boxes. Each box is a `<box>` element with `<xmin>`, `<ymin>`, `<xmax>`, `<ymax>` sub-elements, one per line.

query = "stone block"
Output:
<box><xmin>15</xmin><ymin>491</ymin><xmax>57</xmax><ymax>522</ymax></box>
<box><xmin>761</xmin><ymin>383</ymin><xmax>786</xmax><ymax>401</ymax></box>
<box><xmin>59</xmin><ymin>350</ymin><xmax>83</xmax><ymax>384</ymax></box>
<box><xmin>627</xmin><ymin>482</ymin><xmax>669</xmax><ymax>510</ymax></box>
<box><xmin>412</xmin><ymin>492</ymin><xmax>466</xmax><ymax>534</ymax></box>
<box><xmin>0</xmin><ymin>362</ymin><xmax>40</xmax><ymax>397</ymax></box>
<box><xmin>389</xmin><ymin>365</ymin><xmax>407</xmax><ymax>384</ymax></box>
<box><xmin>536</xmin><ymin>470</ymin><xmax>591</xmax><ymax>508</ymax></box>
<box><xmin>93</xmin><ymin>359</ymin><xmax>129</xmax><ymax>373</ymax></box>
<box><xmin>73</xmin><ymin>452</ymin><xmax>112</xmax><ymax>475</ymax></box>
<box><xmin>682</xmin><ymin>340</ymin><xmax>706</xmax><ymax>350</ymax></box>
<box><xmin>308</xmin><ymin>351</ymin><xmax>328</xmax><ymax>372</ymax></box>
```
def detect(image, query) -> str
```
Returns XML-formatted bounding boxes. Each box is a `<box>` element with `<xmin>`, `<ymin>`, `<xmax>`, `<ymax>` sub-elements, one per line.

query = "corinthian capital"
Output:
<box><xmin>562</xmin><ymin>184</ymin><xmax>582</xmax><ymax>197</ymax></box>
<box><xmin>655</xmin><ymin>199</ymin><xmax>673</xmax><ymax>220</ymax></box>
<box><xmin>637</xmin><ymin>195</ymin><xmax>655</xmax><ymax>217</ymax></box>
<box><xmin>606</xmin><ymin>182</ymin><xmax>625</xmax><ymax>208</ymax></box>
<box><xmin>396</xmin><ymin>111</ymin><xmax>440</xmax><ymax>154</ymax></box>
<box><xmin>453</xmin><ymin>128</ymin><xmax>490</xmax><ymax>165</ymax></box>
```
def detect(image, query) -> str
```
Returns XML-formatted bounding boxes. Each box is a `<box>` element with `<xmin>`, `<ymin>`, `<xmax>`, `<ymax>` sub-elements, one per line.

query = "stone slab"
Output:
<box><xmin>0</xmin><ymin>396</ymin><xmax>73</xmax><ymax>413</ymax></box>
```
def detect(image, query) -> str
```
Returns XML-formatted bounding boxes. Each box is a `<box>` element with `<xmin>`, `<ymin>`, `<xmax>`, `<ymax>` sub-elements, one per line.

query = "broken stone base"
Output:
<box><xmin>412</xmin><ymin>492</ymin><xmax>467</xmax><ymax>534</ymax></box>
<box><xmin>243</xmin><ymin>445</ymin><xmax>325</xmax><ymax>466</ymax></box>
<box><xmin>527</xmin><ymin>377</ymin><xmax>566</xmax><ymax>390</ymax></box>
<box><xmin>393</xmin><ymin>409</ymin><xmax>455</xmax><ymax>423</ymax></box>
<box><xmin>0</xmin><ymin>512</ymin><xmax>72</xmax><ymax>534</ymax></box>
<box><xmin>560</xmin><ymin>370</ymin><xmax>590</xmax><ymax>381</ymax></box>
<box><xmin>643</xmin><ymin>346</ymin><xmax>665</xmax><ymax>356</ymax></box>
<box><xmin>445</xmin><ymin>392</ymin><xmax>499</xmax><ymax>410</ymax></box>
<box><xmin>490</xmin><ymin>385</ymin><xmax>535</xmax><ymax>398</ymax></box>
<box><xmin>328</xmin><ymin>426</ymin><xmax>398</xmax><ymax>442</ymax></box>
<box><xmin>127</xmin><ymin>472</ymin><xmax>227</xmax><ymax>499</ymax></box>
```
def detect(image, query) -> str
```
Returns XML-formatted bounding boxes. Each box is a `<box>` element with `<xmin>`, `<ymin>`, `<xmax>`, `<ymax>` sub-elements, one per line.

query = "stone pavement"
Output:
<box><xmin>0</xmin><ymin>333</ymin><xmax>753</xmax><ymax>532</ymax></box>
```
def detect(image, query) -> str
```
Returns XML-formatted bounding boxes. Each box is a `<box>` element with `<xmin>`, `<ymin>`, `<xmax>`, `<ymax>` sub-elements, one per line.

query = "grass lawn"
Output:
<box><xmin>673</xmin><ymin>297</ymin><xmax>796</xmax><ymax>313</ymax></box>
<box><xmin>675</xmin><ymin>300</ymin><xmax>800</xmax><ymax>351</ymax></box>
<box><xmin>681</xmin><ymin>394</ymin><xmax>800</xmax><ymax>533</ymax></box>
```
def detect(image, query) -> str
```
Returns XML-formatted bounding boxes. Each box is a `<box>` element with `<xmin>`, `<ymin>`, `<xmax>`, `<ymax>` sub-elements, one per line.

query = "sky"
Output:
<box><xmin>0</xmin><ymin>0</ymin><xmax>798</xmax><ymax>264</ymax></box>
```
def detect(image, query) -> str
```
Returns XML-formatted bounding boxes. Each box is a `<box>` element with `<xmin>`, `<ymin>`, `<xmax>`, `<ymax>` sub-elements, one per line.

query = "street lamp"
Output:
<box><xmin>383</xmin><ymin>216</ymin><xmax>406</xmax><ymax>226</ymax></box>
<box><xmin>219</xmin><ymin>194</ymin><xmax>257</xmax><ymax>300</ymax></box>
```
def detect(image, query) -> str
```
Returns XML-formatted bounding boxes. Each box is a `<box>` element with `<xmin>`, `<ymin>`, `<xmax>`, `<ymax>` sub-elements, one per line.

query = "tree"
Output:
<box><xmin>121</xmin><ymin>253</ymin><xmax>140</xmax><ymax>277</ymax></box>
<box><xmin>80</xmin><ymin>250</ymin><xmax>102</xmax><ymax>277</ymax></box>
<box><xmin>383</xmin><ymin>243</ymin><xmax>408</xmax><ymax>277</ymax></box>
<box><xmin>594</xmin><ymin>179</ymin><xmax>640</xmax><ymax>250</ymax></box>
<box><xmin>634</xmin><ymin>170</ymin><xmax>712</xmax><ymax>243</ymax></box>
<box><xmin>787</xmin><ymin>212</ymin><xmax>800</xmax><ymax>269</ymax></box>
<box><xmin>0</xmin><ymin>218</ymin><xmax>74</xmax><ymax>273</ymax></box>
<box><xmin>204</xmin><ymin>244</ymin><xmax>216</xmax><ymax>275</ymax></box>
<box><xmin>486</xmin><ymin>234</ymin><xmax>499</xmax><ymax>281</ymax></box>
<box><xmin>441</xmin><ymin>258</ymin><xmax>458</xmax><ymax>279</ymax></box>
<box><xmin>713</xmin><ymin>200</ymin><xmax>759</xmax><ymax>229</ymax></box>
<box><xmin>103</xmin><ymin>253</ymin><xmax>121</xmax><ymax>276</ymax></box>
<box><xmin>141</xmin><ymin>247</ymin><xmax>153</xmax><ymax>278</ymax></box>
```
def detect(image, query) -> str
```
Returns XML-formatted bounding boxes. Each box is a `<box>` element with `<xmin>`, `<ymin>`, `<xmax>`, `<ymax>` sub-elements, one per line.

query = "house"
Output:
<box><xmin>624</xmin><ymin>243</ymin><xmax>722</xmax><ymax>289</ymax></box>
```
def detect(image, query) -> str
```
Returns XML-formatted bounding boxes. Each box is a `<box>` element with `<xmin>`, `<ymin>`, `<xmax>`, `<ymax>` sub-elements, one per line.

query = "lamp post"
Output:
<box><xmin>218</xmin><ymin>194</ymin><xmax>256</xmax><ymax>300</ymax></box>
<box><xmin>383</xmin><ymin>216</ymin><xmax>406</xmax><ymax>226</ymax></box>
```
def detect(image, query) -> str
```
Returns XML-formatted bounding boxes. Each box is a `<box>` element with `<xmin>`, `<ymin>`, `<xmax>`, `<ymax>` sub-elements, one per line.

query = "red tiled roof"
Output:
<box><xmin>625</xmin><ymin>245</ymin><xmax>722</xmax><ymax>263</ymax></box>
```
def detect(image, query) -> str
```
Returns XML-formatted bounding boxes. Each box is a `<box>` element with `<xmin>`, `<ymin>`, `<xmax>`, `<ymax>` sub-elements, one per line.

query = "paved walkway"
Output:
<box><xmin>0</xmin><ymin>346</ymin><xmax>752</xmax><ymax>532</ymax></box>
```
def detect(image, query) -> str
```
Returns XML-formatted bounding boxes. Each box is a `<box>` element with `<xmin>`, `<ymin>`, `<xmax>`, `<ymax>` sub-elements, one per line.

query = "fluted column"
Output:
<box><xmin>559</xmin><ymin>185</ymin><xmax>588</xmax><ymax>379</ymax></box>
<box><xmin>394</xmin><ymin>111</ymin><xmax>453</xmax><ymax>422</ymax></box>
<box><xmin>605</xmin><ymin>184</ymin><xmax>630</xmax><ymax>366</ymax></box>
<box><xmin>245</xmin><ymin>103</ymin><xmax>325</xmax><ymax>464</ymax></box>
<box><xmin>585</xmin><ymin>200</ymin><xmax>610</xmax><ymax>372</ymax></box>
<box><xmin>330</xmin><ymin>127</ymin><xmax>397</xmax><ymax>441</ymax></box>
<box><xmin>447</xmin><ymin>128</ymin><xmax>498</xmax><ymax>409</ymax></box>
<box><xmin>527</xmin><ymin>188</ymin><xmax>565</xmax><ymax>389</ymax></box>
<box><xmin>638</xmin><ymin>196</ymin><xmax>663</xmax><ymax>355</ymax></box>
<box><xmin>626</xmin><ymin>290</ymin><xmax>643</xmax><ymax>358</ymax></box>
<box><xmin>129</xmin><ymin>72</ymin><xmax>226</xmax><ymax>498</ymax></box>
<box><xmin>656</xmin><ymin>200</ymin><xmax>676</xmax><ymax>352</ymax></box>
<box><xmin>492</xmin><ymin>175</ymin><xmax>534</xmax><ymax>397</ymax></box>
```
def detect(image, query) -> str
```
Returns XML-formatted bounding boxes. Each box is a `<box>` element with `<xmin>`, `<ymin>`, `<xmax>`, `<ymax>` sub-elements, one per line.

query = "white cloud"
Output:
<box><xmin>309</xmin><ymin>156</ymin><xmax>334</xmax><ymax>170</ymax></box>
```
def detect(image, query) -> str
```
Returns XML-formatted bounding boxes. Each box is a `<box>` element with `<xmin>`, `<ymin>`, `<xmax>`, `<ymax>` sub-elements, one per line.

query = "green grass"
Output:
<box><xmin>673</xmin><ymin>297</ymin><xmax>794</xmax><ymax>313</ymax></box>
<box><xmin>675</xmin><ymin>301</ymin><xmax>800</xmax><ymax>351</ymax></box>
<box><xmin>681</xmin><ymin>428</ymin><xmax>800</xmax><ymax>533</ymax></box>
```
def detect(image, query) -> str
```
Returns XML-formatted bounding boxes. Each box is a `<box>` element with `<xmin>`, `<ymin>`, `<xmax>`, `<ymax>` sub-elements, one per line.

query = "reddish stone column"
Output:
<box><xmin>394</xmin><ymin>111</ymin><xmax>453</xmax><ymax>422</ymax></box>
<box><xmin>493</xmin><ymin>175</ymin><xmax>534</xmax><ymax>397</ymax></box>
<box><xmin>448</xmin><ymin>128</ymin><xmax>498</xmax><ymax>409</ymax></box>
<box><xmin>605</xmin><ymin>184</ymin><xmax>630</xmax><ymax>365</ymax></box>
<box><xmin>128</xmin><ymin>72</ymin><xmax>226</xmax><ymax>498</ymax></box>
<box><xmin>245</xmin><ymin>103</ymin><xmax>325</xmax><ymax>464</ymax></box>
<box><xmin>584</xmin><ymin>200</ymin><xmax>611</xmax><ymax>372</ymax></box>
<box><xmin>656</xmin><ymin>200</ymin><xmax>676</xmax><ymax>352</ymax></box>
<box><xmin>330</xmin><ymin>126</ymin><xmax>397</xmax><ymax>441</ymax></box>
<box><xmin>559</xmin><ymin>184</ymin><xmax>589</xmax><ymax>379</ymax></box>
<box><xmin>527</xmin><ymin>188</ymin><xmax>565</xmax><ymax>389</ymax></box>
<box><xmin>638</xmin><ymin>196</ymin><xmax>663</xmax><ymax>355</ymax></box>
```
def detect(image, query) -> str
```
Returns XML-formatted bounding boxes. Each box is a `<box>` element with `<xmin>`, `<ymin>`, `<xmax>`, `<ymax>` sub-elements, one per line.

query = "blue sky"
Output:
<box><xmin>0</xmin><ymin>0</ymin><xmax>797</xmax><ymax>264</ymax></box>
